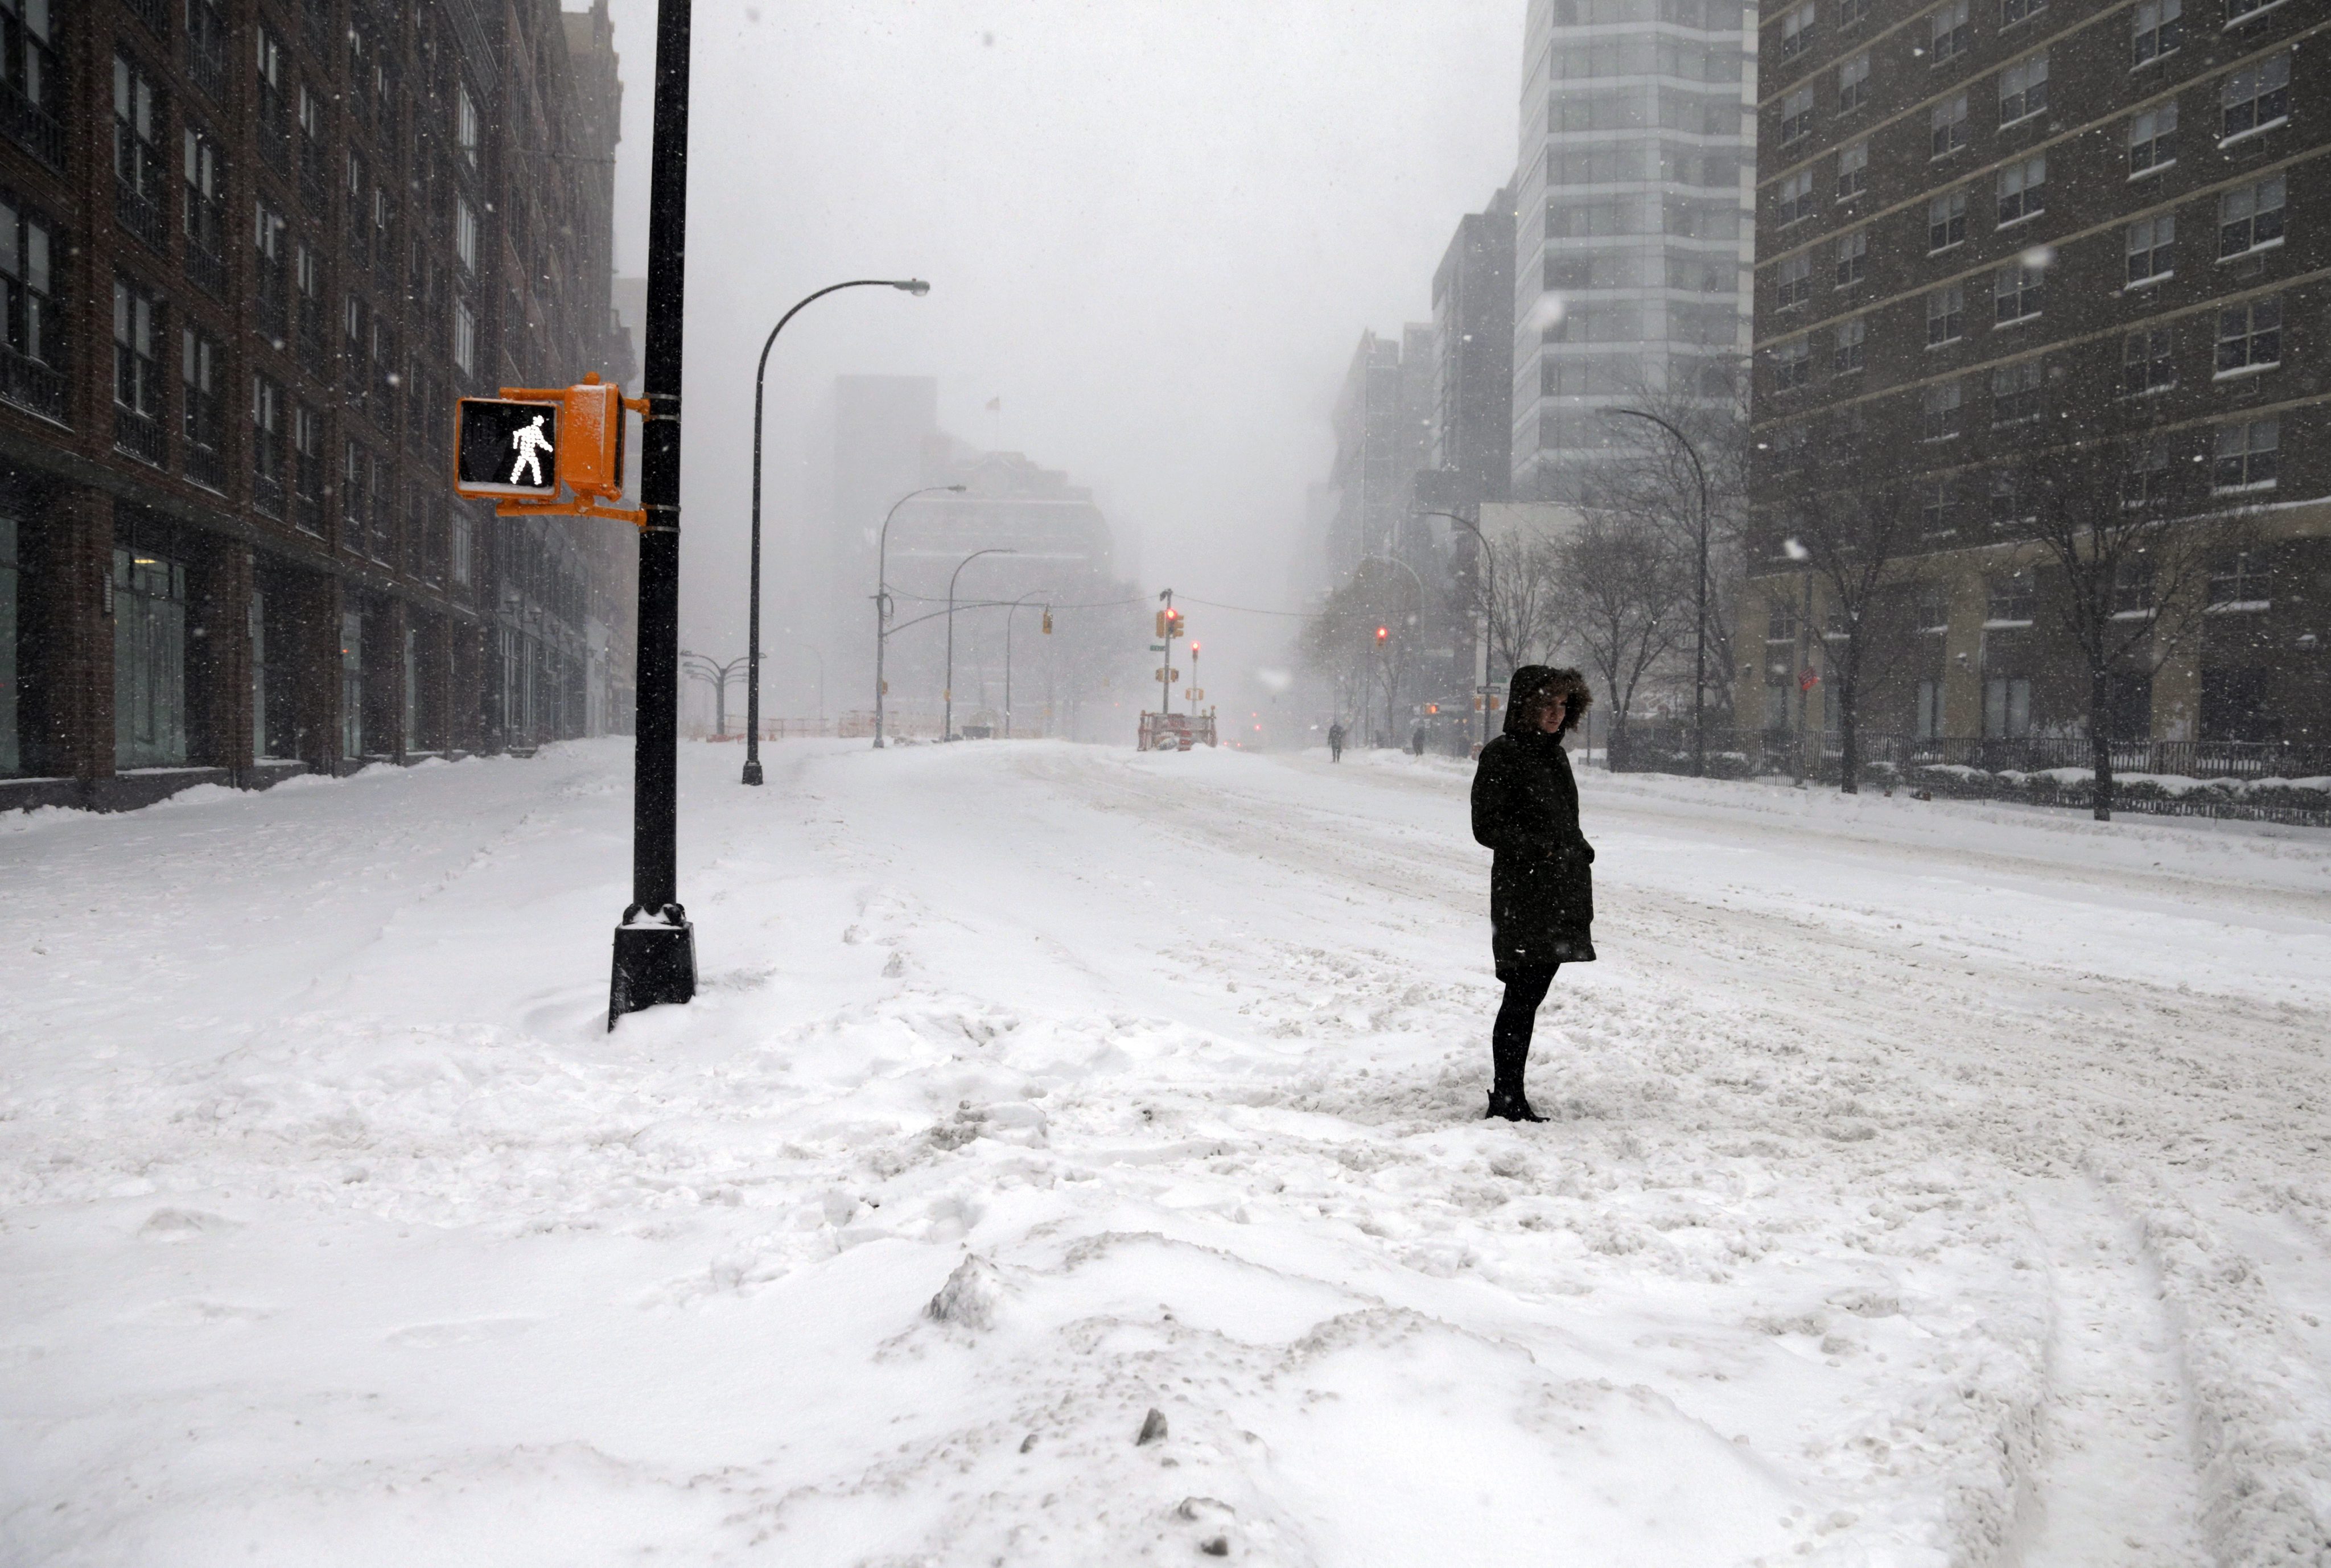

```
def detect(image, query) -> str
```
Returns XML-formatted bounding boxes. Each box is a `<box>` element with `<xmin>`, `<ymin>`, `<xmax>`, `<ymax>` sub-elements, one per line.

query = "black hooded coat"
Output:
<box><xmin>1469</xmin><ymin>667</ymin><xmax>1596</xmax><ymax>971</ymax></box>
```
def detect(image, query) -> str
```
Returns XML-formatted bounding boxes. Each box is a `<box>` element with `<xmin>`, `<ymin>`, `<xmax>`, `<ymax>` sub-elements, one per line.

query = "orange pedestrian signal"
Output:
<box><xmin>453</xmin><ymin>374</ymin><xmax>641</xmax><ymax>525</ymax></box>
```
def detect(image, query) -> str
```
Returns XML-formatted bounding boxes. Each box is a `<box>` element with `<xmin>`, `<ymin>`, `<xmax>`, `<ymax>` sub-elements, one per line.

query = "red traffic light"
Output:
<box><xmin>1374</xmin><ymin>626</ymin><xmax>1389</xmax><ymax>643</ymax></box>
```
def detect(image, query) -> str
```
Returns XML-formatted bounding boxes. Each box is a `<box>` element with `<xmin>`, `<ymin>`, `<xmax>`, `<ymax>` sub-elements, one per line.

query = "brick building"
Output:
<box><xmin>1742</xmin><ymin>0</ymin><xmax>2327</xmax><ymax>756</ymax></box>
<box><xmin>0</xmin><ymin>0</ymin><xmax>635</xmax><ymax>809</ymax></box>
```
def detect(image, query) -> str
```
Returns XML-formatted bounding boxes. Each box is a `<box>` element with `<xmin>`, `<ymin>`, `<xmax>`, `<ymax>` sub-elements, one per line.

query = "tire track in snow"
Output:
<box><xmin>2015</xmin><ymin>1176</ymin><xmax>2208</xmax><ymax>1568</ymax></box>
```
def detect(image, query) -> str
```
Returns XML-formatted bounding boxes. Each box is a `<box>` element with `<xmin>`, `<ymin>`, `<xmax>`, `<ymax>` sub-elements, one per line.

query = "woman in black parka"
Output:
<box><xmin>1469</xmin><ymin>665</ymin><xmax>1595</xmax><ymax>1122</ymax></box>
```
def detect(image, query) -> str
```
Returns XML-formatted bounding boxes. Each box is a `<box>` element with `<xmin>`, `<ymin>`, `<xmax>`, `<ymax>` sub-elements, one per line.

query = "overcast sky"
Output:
<box><xmin>595</xmin><ymin>0</ymin><xmax>1525</xmax><ymax>700</ymax></box>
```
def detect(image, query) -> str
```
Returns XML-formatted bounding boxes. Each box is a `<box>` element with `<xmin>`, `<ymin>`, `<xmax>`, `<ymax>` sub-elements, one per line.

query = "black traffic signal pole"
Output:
<box><xmin>609</xmin><ymin>0</ymin><xmax>696</xmax><ymax>1028</ymax></box>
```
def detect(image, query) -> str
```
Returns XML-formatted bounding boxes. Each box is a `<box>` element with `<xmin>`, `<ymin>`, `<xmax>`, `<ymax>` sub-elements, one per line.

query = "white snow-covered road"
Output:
<box><xmin>4</xmin><ymin>739</ymin><xmax>2329</xmax><ymax>1567</ymax></box>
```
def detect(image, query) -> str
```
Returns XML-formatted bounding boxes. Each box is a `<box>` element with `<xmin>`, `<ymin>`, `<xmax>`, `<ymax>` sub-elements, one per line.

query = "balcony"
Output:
<box><xmin>298</xmin><ymin>143</ymin><xmax>328</xmax><ymax>210</ymax></box>
<box><xmin>116</xmin><ymin>186</ymin><xmax>168</xmax><ymax>254</ymax></box>
<box><xmin>1</xmin><ymin>80</ymin><xmax>64</xmax><ymax>171</ymax></box>
<box><xmin>122</xmin><ymin>0</ymin><xmax>169</xmax><ymax>37</ymax></box>
<box><xmin>187</xmin><ymin>241</ymin><xmax>228</xmax><ymax>301</ymax></box>
<box><xmin>187</xmin><ymin>35</ymin><xmax>229</xmax><ymax>104</ymax></box>
<box><xmin>294</xmin><ymin>488</ymin><xmax>323</xmax><ymax>536</ymax></box>
<box><xmin>185</xmin><ymin>442</ymin><xmax>227</xmax><ymax>493</ymax></box>
<box><xmin>258</xmin><ymin>114</ymin><xmax>290</xmax><ymax>176</ymax></box>
<box><xmin>253</xmin><ymin>470</ymin><xmax>285</xmax><ymax>519</ymax></box>
<box><xmin>114</xmin><ymin>404</ymin><xmax>167</xmax><ymax>467</ymax></box>
<box><xmin>0</xmin><ymin>345</ymin><xmax>67</xmax><ymax>424</ymax></box>
<box><xmin>257</xmin><ymin>279</ymin><xmax>289</xmax><ymax>343</ymax></box>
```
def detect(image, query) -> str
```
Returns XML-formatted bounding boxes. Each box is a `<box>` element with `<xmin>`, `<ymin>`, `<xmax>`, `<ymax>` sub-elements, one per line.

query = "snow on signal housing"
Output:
<box><xmin>451</xmin><ymin>374</ymin><xmax>648</xmax><ymax>527</ymax></box>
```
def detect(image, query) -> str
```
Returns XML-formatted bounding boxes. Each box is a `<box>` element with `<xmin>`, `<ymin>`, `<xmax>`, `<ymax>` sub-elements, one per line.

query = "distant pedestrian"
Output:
<box><xmin>1411</xmin><ymin>723</ymin><xmax>1427</xmax><ymax>758</ymax></box>
<box><xmin>1328</xmin><ymin>721</ymin><xmax>1345</xmax><ymax>763</ymax></box>
<box><xmin>1468</xmin><ymin>665</ymin><xmax>1595</xmax><ymax>1122</ymax></box>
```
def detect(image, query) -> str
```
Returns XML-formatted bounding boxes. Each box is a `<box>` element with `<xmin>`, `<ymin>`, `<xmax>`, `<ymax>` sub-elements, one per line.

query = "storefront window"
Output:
<box><xmin>113</xmin><ymin>545</ymin><xmax>188</xmax><ymax>768</ymax></box>
<box><xmin>339</xmin><ymin>610</ymin><xmax>363</xmax><ymax>758</ymax></box>
<box><xmin>0</xmin><ymin>515</ymin><xmax>18</xmax><ymax>774</ymax></box>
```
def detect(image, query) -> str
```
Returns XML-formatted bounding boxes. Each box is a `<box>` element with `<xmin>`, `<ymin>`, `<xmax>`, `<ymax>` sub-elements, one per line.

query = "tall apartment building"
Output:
<box><xmin>0</xmin><ymin>0</ymin><xmax>635</xmax><ymax>809</ymax></box>
<box><xmin>1510</xmin><ymin>0</ymin><xmax>1757</xmax><ymax>503</ymax></box>
<box><xmin>1743</xmin><ymin>0</ymin><xmax>2326</xmax><ymax>747</ymax></box>
<box><xmin>1431</xmin><ymin>184</ymin><xmax>1519</xmax><ymax>511</ymax></box>
<box><xmin>1322</xmin><ymin>324</ymin><xmax>1433</xmax><ymax>586</ymax></box>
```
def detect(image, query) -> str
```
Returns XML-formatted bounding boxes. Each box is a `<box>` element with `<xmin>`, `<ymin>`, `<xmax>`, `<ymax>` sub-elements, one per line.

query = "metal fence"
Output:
<box><xmin>1602</xmin><ymin>721</ymin><xmax>2330</xmax><ymax>827</ymax></box>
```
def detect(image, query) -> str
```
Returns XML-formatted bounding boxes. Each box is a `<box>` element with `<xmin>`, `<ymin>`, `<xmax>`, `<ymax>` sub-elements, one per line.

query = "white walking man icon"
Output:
<box><xmin>509</xmin><ymin>414</ymin><xmax>554</xmax><ymax>486</ymax></box>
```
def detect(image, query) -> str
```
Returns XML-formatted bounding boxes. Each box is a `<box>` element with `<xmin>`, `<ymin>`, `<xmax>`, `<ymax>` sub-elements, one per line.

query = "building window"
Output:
<box><xmin>1</xmin><ymin>0</ymin><xmax>63</xmax><ymax>170</ymax></box>
<box><xmin>455</xmin><ymin>196</ymin><xmax>478</xmax><ymax>273</ymax></box>
<box><xmin>1929</xmin><ymin>1</ymin><xmax>1968</xmax><ymax>61</ymax></box>
<box><xmin>293</xmin><ymin>402</ymin><xmax>323</xmax><ymax>532</ymax></box>
<box><xmin>1991</xmin><ymin>359</ymin><xmax>2041</xmax><ymax>425</ymax></box>
<box><xmin>340</xmin><ymin>610</ymin><xmax>363</xmax><ymax>759</ymax></box>
<box><xmin>1930</xmin><ymin>94</ymin><xmax>1968</xmax><ymax>159</ymax></box>
<box><xmin>2212</xmin><ymin>417</ymin><xmax>2277</xmax><ymax>491</ymax></box>
<box><xmin>1772</xmin><ymin>337</ymin><xmax>1813</xmax><ymax>390</ymax></box>
<box><xmin>1926</xmin><ymin>284</ymin><xmax>1965</xmax><ymax>345</ymax></box>
<box><xmin>1777</xmin><ymin>253</ymin><xmax>1813</xmax><ymax>310</ymax></box>
<box><xmin>456</xmin><ymin>82</ymin><xmax>480</xmax><ymax>167</ymax></box>
<box><xmin>1984</xmin><ymin>677</ymin><xmax>2032</xmax><ymax>738</ymax></box>
<box><xmin>2128</xmin><ymin>102</ymin><xmax>2177</xmax><ymax>176</ymax></box>
<box><xmin>2219</xmin><ymin>53</ymin><xmax>2288</xmax><ymax>142</ymax></box>
<box><xmin>2125</xmin><ymin>214</ymin><xmax>2174</xmax><ymax>284</ymax></box>
<box><xmin>2209</xmin><ymin>550</ymin><xmax>2270</xmax><ymax>607</ymax></box>
<box><xmin>2111</xmin><ymin>559</ymin><xmax>2156</xmax><ymax>618</ymax></box>
<box><xmin>2132</xmin><ymin>0</ymin><xmax>2180</xmax><ymax>64</ymax></box>
<box><xmin>1832</xmin><ymin>316</ymin><xmax>1865</xmax><ymax>373</ymax></box>
<box><xmin>1922</xmin><ymin>381</ymin><xmax>1963</xmax><ymax>440</ymax></box>
<box><xmin>1998</xmin><ymin>53</ymin><xmax>2048</xmax><ymax>125</ymax></box>
<box><xmin>1916</xmin><ymin>680</ymin><xmax>1943</xmax><ymax>739</ymax></box>
<box><xmin>1838</xmin><ymin>53</ymin><xmax>1869</xmax><ymax>113</ymax></box>
<box><xmin>1777</xmin><ymin>171</ymin><xmax>1815</xmax><ymax>225</ymax></box>
<box><xmin>0</xmin><ymin>195</ymin><xmax>61</xmax><ymax>422</ymax></box>
<box><xmin>182</xmin><ymin>125</ymin><xmax>226</xmax><ymax>291</ymax></box>
<box><xmin>1995</xmin><ymin>156</ymin><xmax>2045</xmax><ymax>225</ymax></box>
<box><xmin>1835</xmin><ymin>139</ymin><xmax>1867</xmax><ymax>199</ymax></box>
<box><xmin>1838</xmin><ymin>0</ymin><xmax>1868</xmax><ymax>24</ymax></box>
<box><xmin>1779</xmin><ymin>2</ymin><xmax>1815</xmax><ymax>59</ymax></box>
<box><xmin>114</xmin><ymin>548</ymin><xmax>188</xmax><ymax>769</ymax></box>
<box><xmin>2225</xmin><ymin>0</ymin><xmax>2282</xmax><ymax>24</ymax></box>
<box><xmin>2123</xmin><ymin>441</ymin><xmax>2172</xmax><ymax>507</ymax></box>
<box><xmin>1988</xmin><ymin>469</ymin><xmax>2026</xmax><ymax>526</ymax></box>
<box><xmin>1993</xmin><ymin>263</ymin><xmax>2042</xmax><ymax>323</ymax></box>
<box><xmin>1920</xmin><ymin>476</ymin><xmax>1960</xmax><ymax>536</ymax></box>
<box><xmin>2218</xmin><ymin>175</ymin><xmax>2283</xmax><ymax>258</ymax></box>
<box><xmin>1781</xmin><ymin>87</ymin><xmax>1813</xmax><ymax>145</ymax></box>
<box><xmin>2214</xmin><ymin>298</ymin><xmax>2280</xmax><ymax>376</ymax></box>
<box><xmin>112</xmin><ymin>277</ymin><xmax>164</xmax><ymax>463</ymax></box>
<box><xmin>2120</xmin><ymin>327</ymin><xmax>2174</xmax><ymax>396</ymax></box>
<box><xmin>1928</xmin><ymin>190</ymin><xmax>1967</xmax><ymax>252</ymax></box>
<box><xmin>1987</xmin><ymin>572</ymin><xmax>2035</xmax><ymax>623</ymax></box>
<box><xmin>343</xmin><ymin>438</ymin><xmax>369</xmax><ymax>550</ymax></box>
<box><xmin>113</xmin><ymin>53</ymin><xmax>168</xmax><ymax>249</ymax></box>
<box><xmin>295</xmin><ymin>84</ymin><xmax>326</xmax><ymax>205</ymax></box>
<box><xmin>2001</xmin><ymin>0</ymin><xmax>2045</xmax><ymax>25</ymax></box>
<box><xmin>180</xmin><ymin>324</ymin><xmax>221</xmax><ymax>488</ymax></box>
<box><xmin>1834</xmin><ymin>227</ymin><xmax>1867</xmax><ymax>286</ymax></box>
<box><xmin>453</xmin><ymin>298</ymin><xmax>476</xmax><ymax>374</ymax></box>
<box><xmin>251</xmin><ymin>372</ymin><xmax>283</xmax><ymax>514</ymax></box>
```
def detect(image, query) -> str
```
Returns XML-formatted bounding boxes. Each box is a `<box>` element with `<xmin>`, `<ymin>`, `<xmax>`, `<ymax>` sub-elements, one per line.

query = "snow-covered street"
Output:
<box><xmin>6</xmin><ymin>739</ymin><xmax>2330</xmax><ymax>1567</ymax></box>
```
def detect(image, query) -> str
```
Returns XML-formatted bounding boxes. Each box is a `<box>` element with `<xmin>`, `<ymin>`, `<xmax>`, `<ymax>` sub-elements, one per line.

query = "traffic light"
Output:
<box><xmin>454</xmin><ymin>374</ymin><xmax>637</xmax><ymax>520</ymax></box>
<box><xmin>1374</xmin><ymin>625</ymin><xmax>1389</xmax><ymax>645</ymax></box>
<box><xmin>1041</xmin><ymin>608</ymin><xmax>1053</xmax><ymax>635</ymax></box>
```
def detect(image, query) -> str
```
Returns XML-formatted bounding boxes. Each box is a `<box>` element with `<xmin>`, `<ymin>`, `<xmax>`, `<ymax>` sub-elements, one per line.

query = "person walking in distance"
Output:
<box><xmin>1327</xmin><ymin>720</ymin><xmax>1346</xmax><ymax>763</ymax></box>
<box><xmin>1469</xmin><ymin>666</ymin><xmax>1595</xmax><ymax>1121</ymax></box>
<box><xmin>509</xmin><ymin>414</ymin><xmax>554</xmax><ymax>486</ymax></box>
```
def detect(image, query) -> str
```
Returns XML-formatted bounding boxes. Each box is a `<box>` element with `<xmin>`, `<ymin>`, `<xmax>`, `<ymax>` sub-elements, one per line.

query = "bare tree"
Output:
<box><xmin>2013</xmin><ymin>427</ymin><xmax>2255</xmax><ymax>821</ymax></box>
<box><xmin>1473</xmin><ymin>533</ymin><xmax>1563</xmax><ymax>681</ymax></box>
<box><xmin>1302</xmin><ymin>558</ymin><xmax>1428</xmax><ymax>742</ymax></box>
<box><xmin>1784</xmin><ymin>416</ymin><xmax>1926</xmax><ymax>795</ymax></box>
<box><xmin>1554</xmin><ymin>515</ymin><xmax>1687</xmax><ymax>767</ymax></box>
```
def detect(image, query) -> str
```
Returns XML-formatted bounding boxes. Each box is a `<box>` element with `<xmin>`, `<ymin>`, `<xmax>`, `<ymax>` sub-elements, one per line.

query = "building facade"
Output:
<box><xmin>0</xmin><ymin>0</ymin><xmax>634</xmax><ymax>809</ymax></box>
<box><xmin>1510</xmin><ymin>0</ymin><xmax>1757</xmax><ymax>503</ymax></box>
<box><xmin>1743</xmin><ymin>0</ymin><xmax>2328</xmax><ymax>751</ymax></box>
<box><xmin>1322</xmin><ymin>324</ymin><xmax>1433</xmax><ymax>585</ymax></box>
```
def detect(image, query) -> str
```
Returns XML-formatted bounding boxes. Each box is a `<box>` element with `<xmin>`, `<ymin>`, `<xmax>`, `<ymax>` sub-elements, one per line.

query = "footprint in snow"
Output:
<box><xmin>386</xmin><ymin>1316</ymin><xmax>541</xmax><ymax>1348</ymax></box>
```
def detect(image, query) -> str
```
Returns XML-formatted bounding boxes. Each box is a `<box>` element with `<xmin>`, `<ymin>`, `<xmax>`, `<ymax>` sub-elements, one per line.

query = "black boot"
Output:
<box><xmin>1485</xmin><ymin>1090</ymin><xmax>1547</xmax><ymax>1123</ymax></box>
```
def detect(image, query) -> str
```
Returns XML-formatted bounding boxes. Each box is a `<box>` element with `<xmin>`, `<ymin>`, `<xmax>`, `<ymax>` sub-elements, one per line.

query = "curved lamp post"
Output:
<box><xmin>1603</xmin><ymin>407</ymin><xmax>1710</xmax><ymax>777</ymax></box>
<box><xmin>743</xmin><ymin>277</ymin><xmax>930</xmax><ymax>786</ymax></box>
<box><xmin>873</xmin><ymin>483</ymin><xmax>967</xmax><ymax>749</ymax></box>
<box><xmin>1002</xmin><ymin>590</ymin><xmax>1053</xmax><ymax>740</ymax></box>
<box><xmin>1419</xmin><ymin>508</ymin><xmax>1498</xmax><ymax>746</ymax></box>
<box><xmin>679</xmin><ymin>650</ymin><xmax>747</xmax><ymax>739</ymax></box>
<box><xmin>944</xmin><ymin>547</ymin><xmax>1014</xmax><ymax>740</ymax></box>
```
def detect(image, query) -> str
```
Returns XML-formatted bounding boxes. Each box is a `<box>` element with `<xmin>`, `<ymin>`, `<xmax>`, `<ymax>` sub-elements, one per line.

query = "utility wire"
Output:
<box><xmin>1175</xmin><ymin>594</ymin><xmax>1320</xmax><ymax>619</ymax></box>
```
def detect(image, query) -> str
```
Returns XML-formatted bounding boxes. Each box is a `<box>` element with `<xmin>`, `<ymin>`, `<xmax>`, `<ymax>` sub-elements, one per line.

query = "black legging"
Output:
<box><xmin>1492</xmin><ymin>965</ymin><xmax>1560</xmax><ymax>1095</ymax></box>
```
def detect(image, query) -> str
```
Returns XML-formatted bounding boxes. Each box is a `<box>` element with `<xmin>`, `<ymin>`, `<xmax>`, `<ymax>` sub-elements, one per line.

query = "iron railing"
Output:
<box><xmin>123</xmin><ymin>0</ymin><xmax>170</xmax><ymax>38</ymax></box>
<box><xmin>1</xmin><ymin>80</ymin><xmax>64</xmax><ymax>171</ymax></box>
<box><xmin>0</xmin><ymin>345</ymin><xmax>67</xmax><ymax>423</ymax></box>
<box><xmin>185</xmin><ymin>441</ymin><xmax>226</xmax><ymax>493</ymax></box>
<box><xmin>114</xmin><ymin>404</ymin><xmax>167</xmax><ymax>466</ymax></box>
<box><xmin>252</xmin><ymin>469</ymin><xmax>285</xmax><ymax>519</ymax></box>
<box><xmin>186</xmin><ymin>241</ymin><xmax>228</xmax><ymax>300</ymax></box>
<box><xmin>116</xmin><ymin>186</ymin><xmax>168</xmax><ymax>253</ymax></box>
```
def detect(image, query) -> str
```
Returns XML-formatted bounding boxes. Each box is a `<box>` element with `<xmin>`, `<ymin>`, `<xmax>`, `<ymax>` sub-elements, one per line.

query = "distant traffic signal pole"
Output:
<box><xmin>741</xmin><ymin>278</ymin><xmax>929</xmax><ymax>786</ymax></box>
<box><xmin>944</xmin><ymin>548</ymin><xmax>1014</xmax><ymax>740</ymax></box>
<box><xmin>872</xmin><ymin>483</ymin><xmax>966</xmax><ymax>749</ymax></box>
<box><xmin>609</xmin><ymin>0</ymin><xmax>695</xmax><ymax>1027</ymax></box>
<box><xmin>1605</xmin><ymin>406</ymin><xmax>1710</xmax><ymax>778</ymax></box>
<box><xmin>1419</xmin><ymin>509</ymin><xmax>1498</xmax><ymax>746</ymax></box>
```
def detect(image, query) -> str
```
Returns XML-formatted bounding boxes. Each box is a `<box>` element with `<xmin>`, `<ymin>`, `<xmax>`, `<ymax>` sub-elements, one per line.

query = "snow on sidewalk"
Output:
<box><xmin>3</xmin><ymin>738</ymin><xmax>2328</xmax><ymax>1567</ymax></box>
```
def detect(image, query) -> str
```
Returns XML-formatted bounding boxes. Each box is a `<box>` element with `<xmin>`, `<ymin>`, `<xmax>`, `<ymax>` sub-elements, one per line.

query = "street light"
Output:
<box><xmin>874</xmin><ymin>483</ymin><xmax>967</xmax><ymax>750</ymax></box>
<box><xmin>679</xmin><ymin>649</ymin><xmax>748</xmax><ymax>738</ymax></box>
<box><xmin>743</xmin><ymin>277</ymin><xmax>930</xmax><ymax>787</ymax></box>
<box><xmin>1419</xmin><ymin>508</ymin><xmax>1498</xmax><ymax>746</ymax></box>
<box><xmin>944</xmin><ymin>548</ymin><xmax>1014</xmax><ymax>740</ymax></box>
<box><xmin>1604</xmin><ymin>407</ymin><xmax>1710</xmax><ymax>778</ymax></box>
